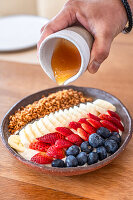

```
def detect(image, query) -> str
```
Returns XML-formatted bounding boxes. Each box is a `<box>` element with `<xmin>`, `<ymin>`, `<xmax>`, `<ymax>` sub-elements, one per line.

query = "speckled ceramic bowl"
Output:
<box><xmin>0</xmin><ymin>86</ymin><xmax>133</xmax><ymax>176</ymax></box>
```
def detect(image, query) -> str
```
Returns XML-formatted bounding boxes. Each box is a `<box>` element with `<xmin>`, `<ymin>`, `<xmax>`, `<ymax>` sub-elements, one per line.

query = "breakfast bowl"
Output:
<box><xmin>0</xmin><ymin>85</ymin><xmax>132</xmax><ymax>176</ymax></box>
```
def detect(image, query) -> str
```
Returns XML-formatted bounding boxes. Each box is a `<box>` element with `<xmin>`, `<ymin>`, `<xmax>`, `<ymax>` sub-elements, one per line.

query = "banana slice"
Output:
<box><xmin>36</xmin><ymin>118</ymin><xmax>50</xmax><ymax>135</ymax></box>
<box><xmin>93</xmin><ymin>105</ymin><xmax>107</xmax><ymax>114</ymax></box>
<box><xmin>42</xmin><ymin>116</ymin><xmax>55</xmax><ymax>132</ymax></box>
<box><xmin>18</xmin><ymin>148</ymin><xmax>39</xmax><ymax>160</ymax></box>
<box><xmin>93</xmin><ymin>99</ymin><xmax>116</xmax><ymax>112</ymax></box>
<box><xmin>25</xmin><ymin>124</ymin><xmax>36</xmax><ymax>142</ymax></box>
<box><xmin>19</xmin><ymin>129</ymin><xmax>31</xmax><ymax>147</ymax></box>
<box><xmin>86</xmin><ymin>103</ymin><xmax>98</xmax><ymax>115</ymax></box>
<box><xmin>58</xmin><ymin>110</ymin><xmax>71</xmax><ymax>121</ymax></box>
<box><xmin>31</xmin><ymin>121</ymin><xmax>43</xmax><ymax>137</ymax></box>
<box><xmin>48</xmin><ymin>113</ymin><xmax>62</xmax><ymax>127</ymax></box>
<box><xmin>8</xmin><ymin>135</ymin><xmax>25</xmax><ymax>152</ymax></box>
<box><xmin>54</xmin><ymin>112</ymin><xmax>67</xmax><ymax>126</ymax></box>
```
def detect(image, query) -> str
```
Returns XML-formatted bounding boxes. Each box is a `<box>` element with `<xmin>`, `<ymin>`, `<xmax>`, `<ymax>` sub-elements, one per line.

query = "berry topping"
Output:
<box><xmin>81</xmin><ymin>123</ymin><xmax>96</xmax><ymax>134</ymax></box>
<box><xmin>81</xmin><ymin>141</ymin><xmax>93</xmax><ymax>154</ymax></box>
<box><xmin>31</xmin><ymin>152</ymin><xmax>53</xmax><ymax>164</ymax></box>
<box><xmin>29</xmin><ymin>141</ymin><xmax>50</xmax><ymax>152</ymax></box>
<box><xmin>96</xmin><ymin>127</ymin><xmax>111</xmax><ymax>138</ymax></box>
<box><xmin>100</xmin><ymin>120</ymin><xmax>118</xmax><ymax>132</ymax></box>
<box><xmin>96</xmin><ymin>146</ymin><xmax>107</xmax><ymax>160</ymax></box>
<box><xmin>56</xmin><ymin>127</ymin><xmax>74</xmax><ymax>137</ymax></box>
<box><xmin>65</xmin><ymin>155</ymin><xmax>78</xmax><ymax>167</ymax></box>
<box><xmin>107</xmin><ymin>110</ymin><xmax>121</xmax><ymax>121</ymax></box>
<box><xmin>76</xmin><ymin>152</ymin><xmax>87</xmax><ymax>166</ymax></box>
<box><xmin>52</xmin><ymin>159</ymin><xmax>65</xmax><ymax>168</ymax></box>
<box><xmin>78</xmin><ymin>118</ymin><xmax>90</xmax><ymax>125</ymax></box>
<box><xmin>66</xmin><ymin>145</ymin><xmax>80</xmax><ymax>157</ymax></box>
<box><xmin>89</xmin><ymin>133</ymin><xmax>104</xmax><ymax>148</ymax></box>
<box><xmin>87</xmin><ymin>152</ymin><xmax>99</xmax><ymax>165</ymax></box>
<box><xmin>77</xmin><ymin>128</ymin><xmax>89</xmax><ymax>141</ymax></box>
<box><xmin>66</xmin><ymin>134</ymin><xmax>83</xmax><ymax>146</ymax></box>
<box><xmin>99</xmin><ymin>114</ymin><xmax>124</xmax><ymax>131</ymax></box>
<box><xmin>87</xmin><ymin>113</ymin><xmax>100</xmax><ymax>121</ymax></box>
<box><xmin>109</xmin><ymin>132</ymin><xmax>121</xmax><ymax>146</ymax></box>
<box><xmin>87</xmin><ymin>118</ymin><xmax>102</xmax><ymax>129</ymax></box>
<box><xmin>46</xmin><ymin>145</ymin><xmax>65</xmax><ymax>159</ymax></box>
<box><xmin>69</xmin><ymin>121</ymin><xmax>81</xmax><ymax>130</ymax></box>
<box><xmin>55</xmin><ymin>139</ymin><xmax>73</xmax><ymax>149</ymax></box>
<box><xmin>37</xmin><ymin>132</ymin><xmax>64</xmax><ymax>144</ymax></box>
<box><xmin>104</xmin><ymin>139</ymin><xmax>118</xmax><ymax>154</ymax></box>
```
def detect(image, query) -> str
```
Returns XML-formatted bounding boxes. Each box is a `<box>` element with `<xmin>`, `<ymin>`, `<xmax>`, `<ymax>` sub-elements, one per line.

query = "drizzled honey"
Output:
<box><xmin>51</xmin><ymin>39</ymin><xmax>81</xmax><ymax>85</ymax></box>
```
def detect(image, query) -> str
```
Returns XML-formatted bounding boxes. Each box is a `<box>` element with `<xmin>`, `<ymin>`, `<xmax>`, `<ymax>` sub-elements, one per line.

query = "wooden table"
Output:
<box><xmin>0</xmin><ymin>32</ymin><xmax>133</xmax><ymax>200</ymax></box>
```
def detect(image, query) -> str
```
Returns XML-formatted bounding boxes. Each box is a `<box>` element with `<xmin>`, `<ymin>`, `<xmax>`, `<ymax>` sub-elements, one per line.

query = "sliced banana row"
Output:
<box><xmin>8</xmin><ymin>99</ymin><xmax>116</xmax><ymax>151</ymax></box>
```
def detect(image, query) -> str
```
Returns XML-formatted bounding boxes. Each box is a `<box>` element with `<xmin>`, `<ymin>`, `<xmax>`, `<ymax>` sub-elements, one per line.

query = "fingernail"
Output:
<box><xmin>88</xmin><ymin>60</ymin><xmax>100</xmax><ymax>74</ymax></box>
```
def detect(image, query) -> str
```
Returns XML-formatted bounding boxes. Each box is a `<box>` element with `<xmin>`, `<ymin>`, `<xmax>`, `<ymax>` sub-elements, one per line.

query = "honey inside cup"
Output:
<box><xmin>39</xmin><ymin>26</ymin><xmax>93</xmax><ymax>85</ymax></box>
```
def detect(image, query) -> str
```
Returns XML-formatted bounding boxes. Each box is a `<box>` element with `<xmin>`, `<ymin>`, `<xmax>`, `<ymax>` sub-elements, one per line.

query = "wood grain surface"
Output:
<box><xmin>0</xmin><ymin>32</ymin><xmax>133</xmax><ymax>200</ymax></box>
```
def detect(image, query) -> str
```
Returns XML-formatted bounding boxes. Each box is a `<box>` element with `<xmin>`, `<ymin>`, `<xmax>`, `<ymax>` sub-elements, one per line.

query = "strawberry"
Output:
<box><xmin>77</xmin><ymin>128</ymin><xmax>89</xmax><ymax>141</ymax></box>
<box><xmin>107</xmin><ymin>110</ymin><xmax>121</xmax><ymax>121</ymax></box>
<box><xmin>69</xmin><ymin>122</ymin><xmax>81</xmax><ymax>130</ymax></box>
<box><xmin>46</xmin><ymin>145</ymin><xmax>65</xmax><ymax>159</ymax></box>
<box><xmin>81</xmin><ymin>123</ymin><xmax>96</xmax><ymax>134</ymax></box>
<box><xmin>56</xmin><ymin>127</ymin><xmax>73</xmax><ymax>137</ymax></box>
<box><xmin>66</xmin><ymin>134</ymin><xmax>83</xmax><ymax>146</ymax></box>
<box><xmin>37</xmin><ymin>132</ymin><xmax>64</xmax><ymax>144</ymax></box>
<box><xmin>55</xmin><ymin>139</ymin><xmax>72</xmax><ymax>149</ymax></box>
<box><xmin>87</xmin><ymin>118</ymin><xmax>102</xmax><ymax>129</ymax></box>
<box><xmin>101</xmin><ymin>120</ymin><xmax>118</xmax><ymax>132</ymax></box>
<box><xmin>78</xmin><ymin>118</ymin><xmax>90</xmax><ymax>125</ymax></box>
<box><xmin>29</xmin><ymin>141</ymin><xmax>50</xmax><ymax>152</ymax></box>
<box><xmin>87</xmin><ymin>113</ymin><xmax>100</xmax><ymax>121</ymax></box>
<box><xmin>99</xmin><ymin>114</ymin><xmax>124</xmax><ymax>131</ymax></box>
<box><xmin>31</xmin><ymin>152</ymin><xmax>53</xmax><ymax>164</ymax></box>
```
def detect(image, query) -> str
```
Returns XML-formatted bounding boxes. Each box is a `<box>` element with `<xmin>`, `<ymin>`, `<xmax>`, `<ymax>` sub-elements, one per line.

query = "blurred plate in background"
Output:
<box><xmin>0</xmin><ymin>15</ymin><xmax>48</xmax><ymax>52</ymax></box>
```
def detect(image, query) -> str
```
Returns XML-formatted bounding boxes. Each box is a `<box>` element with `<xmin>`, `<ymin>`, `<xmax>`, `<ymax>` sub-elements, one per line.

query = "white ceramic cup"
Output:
<box><xmin>39</xmin><ymin>26</ymin><xmax>94</xmax><ymax>85</ymax></box>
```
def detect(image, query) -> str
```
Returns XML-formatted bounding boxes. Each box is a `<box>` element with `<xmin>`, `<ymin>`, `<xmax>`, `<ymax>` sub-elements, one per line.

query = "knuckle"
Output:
<box><xmin>97</xmin><ymin>48</ymin><xmax>109</xmax><ymax>60</ymax></box>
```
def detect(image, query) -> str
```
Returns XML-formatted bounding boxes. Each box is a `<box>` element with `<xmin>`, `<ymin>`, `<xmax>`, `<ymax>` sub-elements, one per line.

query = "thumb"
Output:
<box><xmin>88</xmin><ymin>35</ymin><xmax>112</xmax><ymax>74</ymax></box>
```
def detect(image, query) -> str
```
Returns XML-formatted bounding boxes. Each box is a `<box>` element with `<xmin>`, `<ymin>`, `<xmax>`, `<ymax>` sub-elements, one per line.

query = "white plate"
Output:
<box><xmin>0</xmin><ymin>15</ymin><xmax>49</xmax><ymax>52</ymax></box>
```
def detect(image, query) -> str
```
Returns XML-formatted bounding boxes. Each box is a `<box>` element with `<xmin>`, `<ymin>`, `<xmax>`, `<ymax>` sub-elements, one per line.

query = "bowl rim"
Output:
<box><xmin>0</xmin><ymin>85</ymin><xmax>133</xmax><ymax>176</ymax></box>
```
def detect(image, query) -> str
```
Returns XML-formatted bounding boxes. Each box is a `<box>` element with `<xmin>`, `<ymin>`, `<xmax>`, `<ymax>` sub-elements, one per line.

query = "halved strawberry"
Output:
<box><xmin>66</xmin><ymin>134</ymin><xmax>83</xmax><ymax>146</ymax></box>
<box><xmin>101</xmin><ymin>120</ymin><xmax>118</xmax><ymax>132</ymax></box>
<box><xmin>99</xmin><ymin>114</ymin><xmax>124</xmax><ymax>131</ymax></box>
<box><xmin>69</xmin><ymin>122</ymin><xmax>81</xmax><ymax>130</ymax></box>
<box><xmin>29</xmin><ymin>141</ymin><xmax>50</xmax><ymax>152</ymax></box>
<box><xmin>87</xmin><ymin>118</ymin><xmax>102</xmax><ymax>129</ymax></box>
<box><xmin>37</xmin><ymin>132</ymin><xmax>64</xmax><ymax>144</ymax></box>
<box><xmin>77</xmin><ymin>128</ymin><xmax>89</xmax><ymax>141</ymax></box>
<box><xmin>87</xmin><ymin>113</ymin><xmax>100</xmax><ymax>121</ymax></box>
<box><xmin>46</xmin><ymin>145</ymin><xmax>65</xmax><ymax>159</ymax></box>
<box><xmin>107</xmin><ymin>110</ymin><xmax>121</xmax><ymax>121</ymax></box>
<box><xmin>78</xmin><ymin>118</ymin><xmax>91</xmax><ymax>126</ymax></box>
<box><xmin>55</xmin><ymin>139</ymin><xmax>72</xmax><ymax>149</ymax></box>
<box><xmin>56</xmin><ymin>127</ymin><xmax>73</xmax><ymax>137</ymax></box>
<box><xmin>31</xmin><ymin>152</ymin><xmax>53</xmax><ymax>164</ymax></box>
<box><xmin>81</xmin><ymin>123</ymin><xmax>96</xmax><ymax>134</ymax></box>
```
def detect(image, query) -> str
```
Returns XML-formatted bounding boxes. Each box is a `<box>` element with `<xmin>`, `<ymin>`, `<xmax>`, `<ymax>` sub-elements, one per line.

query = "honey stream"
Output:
<box><xmin>51</xmin><ymin>39</ymin><xmax>81</xmax><ymax>85</ymax></box>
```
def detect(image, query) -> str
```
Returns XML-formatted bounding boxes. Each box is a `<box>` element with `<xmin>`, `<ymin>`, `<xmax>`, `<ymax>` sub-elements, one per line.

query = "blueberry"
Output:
<box><xmin>109</xmin><ymin>132</ymin><xmax>121</xmax><ymax>146</ymax></box>
<box><xmin>97</xmin><ymin>127</ymin><xmax>111</xmax><ymax>138</ymax></box>
<box><xmin>76</xmin><ymin>152</ymin><xmax>87</xmax><ymax>166</ymax></box>
<box><xmin>66</xmin><ymin>145</ymin><xmax>80</xmax><ymax>156</ymax></box>
<box><xmin>104</xmin><ymin>139</ymin><xmax>118</xmax><ymax>154</ymax></box>
<box><xmin>81</xmin><ymin>141</ymin><xmax>93</xmax><ymax>153</ymax></box>
<box><xmin>65</xmin><ymin>155</ymin><xmax>78</xmax><ymax>167</ymax></box>
<box><xmin>96</xmin><ymin>146</ymin><xmax>107</xmax><ymax>160</ymax></box>
<box><xmin>89</xmin><ymin>133</ymin><xmax>104</xmax><ymax>148</ymax></box>
<box><xmin>52</xmin><ymin>159</ymin><xmax>65</xmax><ymax>168</ymax></box>
<box><xmin>87</xmin><ymin>152</ymin><xmax>99</xmax><ymax>165</ymax></box>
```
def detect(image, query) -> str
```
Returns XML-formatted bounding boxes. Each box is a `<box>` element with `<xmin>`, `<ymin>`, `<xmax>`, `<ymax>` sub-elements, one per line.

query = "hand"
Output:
<box><xmin>38</xmin><ymin>0</ymin><xmax>128</xmax><ymax>73</ymax></box>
